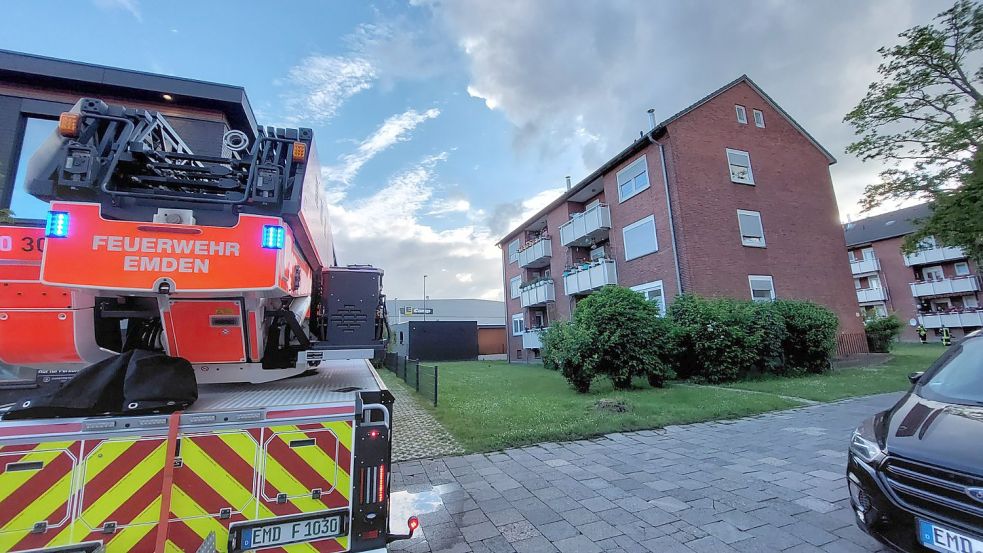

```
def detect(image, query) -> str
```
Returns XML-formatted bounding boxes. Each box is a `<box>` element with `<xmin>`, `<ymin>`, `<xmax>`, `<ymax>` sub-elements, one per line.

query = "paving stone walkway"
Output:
<box><xmin>389</xmin><ymin>375</ymin><xmax>464</xmax><ymax>462</ymax></box>
<box><xmin>389</xmin><ymin>393</ymin><xmax>902</xmax><ymax>553</ymax></box>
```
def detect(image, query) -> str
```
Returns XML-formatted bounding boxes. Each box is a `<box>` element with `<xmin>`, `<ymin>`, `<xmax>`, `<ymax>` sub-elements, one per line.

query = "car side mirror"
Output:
<box><xmin>908</xmin><ymin>372</ymin><xmax>924</xmax><ymax>385</ymax></box>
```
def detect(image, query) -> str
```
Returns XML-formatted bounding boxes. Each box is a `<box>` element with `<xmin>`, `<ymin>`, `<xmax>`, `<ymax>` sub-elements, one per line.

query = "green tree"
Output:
<box><xmin>0</xmin><ymin>209</ymin><xmax>13</xmax><ymax>224</ymax></box>
<box><xmin>574</xmin><ymin>286</ymin><xmax>675</xmax><ymax>390</ymax></box>
<box><xmin>845</xmin><ymin>0</ymin><xmax>983</xmax><ymax>260</ymax></box>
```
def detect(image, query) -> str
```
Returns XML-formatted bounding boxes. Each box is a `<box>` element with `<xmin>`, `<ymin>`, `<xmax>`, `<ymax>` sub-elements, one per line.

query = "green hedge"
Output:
<box><xmin>865</xmin><ymin>314</ymin><xmax>903</xmax><ymax>352</ymax></box>
<box><xmin>542</xmin><ymin>288</ymin><xmax>842</xmax><ymax>391</ymax></box>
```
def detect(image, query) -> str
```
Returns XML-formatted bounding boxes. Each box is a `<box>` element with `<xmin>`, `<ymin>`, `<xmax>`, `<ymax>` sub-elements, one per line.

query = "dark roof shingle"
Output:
<box><xmin>843</xmin><ymin>203</ymin><xmax>932</xmax><ymax>246</ymax></box>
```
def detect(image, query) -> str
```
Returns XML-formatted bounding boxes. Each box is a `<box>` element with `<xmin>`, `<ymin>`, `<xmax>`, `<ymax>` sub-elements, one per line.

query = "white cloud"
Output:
<box><xmin>328</xmin><ymin>153</ymin><xmax>503</xmax><ymax>300</ymax></box>
<box><xmin>323</xmin><ymin>108</ymin><xmax>440</xmax><ymax>187</ymax></box>
<box><xmin>427</xmin><ymin>198</ymin><xmax>471</xmax><ymax>216</ymax></box>
<box><xmin>93</xmin><ymin>0</ymin><xmax>141</xmax><ymax>21</ymax></box>
<box><xmin>284</xmin><ymin>55</ymin><xmax>376</xmax><ymax>123</ymax></box>
<box><xmin>419</xmin><ymin>0</ymin><xmax>947</xmax><ymax>217</ymax></box>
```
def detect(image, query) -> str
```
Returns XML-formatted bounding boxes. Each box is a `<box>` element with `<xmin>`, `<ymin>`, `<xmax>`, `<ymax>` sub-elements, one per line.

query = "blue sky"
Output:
<box><xmin>0</xmin><ymin>0</ymin><xmax>948</xmax><ymax>300</ymax></box>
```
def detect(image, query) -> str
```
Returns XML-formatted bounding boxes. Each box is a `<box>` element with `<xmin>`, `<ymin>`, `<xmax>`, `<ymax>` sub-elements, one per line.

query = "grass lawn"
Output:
<box><xmin>397</xmin><ymin>361</ymin><xmax>801</xmax><ymax>453</ymax></box>
<box><xmin>720</xmin><ymin>343</ymin><xmax>946</xmax><ymax>402</ymax></box>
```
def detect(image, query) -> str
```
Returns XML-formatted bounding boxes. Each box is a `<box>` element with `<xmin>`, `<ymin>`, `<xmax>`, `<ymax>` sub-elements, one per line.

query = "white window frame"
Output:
<box><xmin>735</xmin><ymin>105</ymin><xmax>747</xmax><ymax>124</ymax></box>
<box><xmin>753</xmin><ymin>109</ymin><xmax>765</xmax><ymax>128</ymax></box>
<box><xmin>631</xmin><ymin>280</ymin><xmax>666</xmax><ymax>316</ymax></box>
<box><xmin>748</xmin><ymin>275</ymin><xmax>776</xmax><ymax>302</ymax></box>
<box><xmin>622</xmin><ymin>215</ymin><xmax>658</xmax><ymax>261</ymax></box>
<box><xmin>726</xmin><ymin>148</ymin><xmax>754</xmax><ymax>185</ymax></box>
<box><xmin>964</xmin><ymin>295</ymin><xmax>979</xmax><ymax>308</ymax></box>
<box><xmin>511</xmin><ymin>313</ymin><xmax>524</xmax><ymax>336</ymax></box>
<box><xmin>616</xmin><ymin>155</ymin><xmax>650</xmax><ymax>203</ymax></box>
<box><xmin>923</xmin><ymin>265</ymin><xmax>944</xmax><ymax>281</ymax></box>
<box><xmin>508</xmin><ymin>238</ymin><xmax>520</xmax><ymax>263</ymax></box>
<box><xmin>736</xmin><ymin>209</ymin><xmax>766</xmax><ymax>248</ymax></box>
<box><xmin>509</xmin><ymin>276</ymin><xmax>521</xmax><ymax>299</ymax></box>
<box><xmin>954</xmin><ymin>261</ymin><xmax>970</xmax><ymax>276</ymax></box>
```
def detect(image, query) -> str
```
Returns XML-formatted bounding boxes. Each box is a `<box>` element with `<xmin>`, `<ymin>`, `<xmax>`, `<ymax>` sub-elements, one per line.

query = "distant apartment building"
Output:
<box><xmin>843</xmin><ymin>204</ymin><xmax>980</xmax><ymax>342</ymax></box>
<box><xmin>498</xmin><ymin>75</ymin><xmax>866</xmax><ymax>362</ymax></box>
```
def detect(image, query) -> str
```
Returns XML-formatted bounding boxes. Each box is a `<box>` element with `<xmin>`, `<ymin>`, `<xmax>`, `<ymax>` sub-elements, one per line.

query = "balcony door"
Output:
<box><xmin>923</xmin><ymin>266</ymin><xmax>944</xmax><ymax>281</ymax></box>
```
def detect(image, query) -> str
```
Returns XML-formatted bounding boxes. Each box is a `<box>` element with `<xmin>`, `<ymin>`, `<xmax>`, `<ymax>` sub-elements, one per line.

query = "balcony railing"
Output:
<box><xmin>909</xmin><ymin>276</ymin><xmax>981</xmax><ymax>297</ymax></box>
<box><xmin>856</xmin><ymin>287</ymin><xmax>887</xmax><ymax>303</ymax></box>
<box><xmin>563</xmin><ymin>258</ymin><xmax>618</xmax><ymax>296</ymax></box>
<box><xmin>918</xmin><ymin>309</ymin><xmax>983</xmax><ymax>329</ymax></box>
<box><xmin>518</xmin><ymin>237</ymin><xmax>552</xmax><ymax>268</ymax></box>
<box><xmin>559</xmin><ymin>203</ymin><xmax>612</xmax><ymax>247</ymax></box>
<box><xmin>850</xmin><ymin>257</ymin><xmax>880</xmax><ymax>275</ymax></box>
<box><xmin>904</xmin><ymin>246</ymin><xmax>967</xmax><ymax>267</ymax></box>
<box><xmin>522</xmin><ymin>329</ymin><xmax>543</xmax><ymax>350</ymax></box>
<box><xmin>520</xmin><ymin>279</ymin><xmax>556</xmax><ymax>308</ymax></box>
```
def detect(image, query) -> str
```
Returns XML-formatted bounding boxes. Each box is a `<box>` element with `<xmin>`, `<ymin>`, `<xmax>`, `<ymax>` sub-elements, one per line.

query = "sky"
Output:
<box><xmin>0</xmin><ymin>0</ymin><xmax>951</xmax><ymax>301</ymax></box>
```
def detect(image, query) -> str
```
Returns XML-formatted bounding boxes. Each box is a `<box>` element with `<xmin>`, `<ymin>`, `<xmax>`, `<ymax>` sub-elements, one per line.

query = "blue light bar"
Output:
<box><xmin>45</xmin><ymin>211</ymin><xmax>70</xmax><ymax>238</ymax></box>
<box><xmin>262</xmin><ymin>225</ymin><xmax>285</xmax><ymax>249</ymax></box>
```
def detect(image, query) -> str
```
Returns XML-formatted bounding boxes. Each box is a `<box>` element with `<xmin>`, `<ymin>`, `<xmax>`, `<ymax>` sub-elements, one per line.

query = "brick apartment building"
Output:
<box><xmin>844</xmin><ymin>204</ymin><xmax>981</xmax><ymax>343</ymax></box>
<box><xmin>498</xmin><ymin>75</ymin><xmax>866</xmax><ymax>362</ymax></box>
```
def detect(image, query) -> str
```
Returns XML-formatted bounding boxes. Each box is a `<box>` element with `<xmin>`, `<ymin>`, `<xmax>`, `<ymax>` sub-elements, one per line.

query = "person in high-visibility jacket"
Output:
<box><xmin>916</xmin><ymin>324</ymin><xmax>928</xmax><ymax>344</ymax></box>
<box><xmin>940</xmin><ymin>325</ymin><xmax>951</xmax><ymax>347</ymax></box>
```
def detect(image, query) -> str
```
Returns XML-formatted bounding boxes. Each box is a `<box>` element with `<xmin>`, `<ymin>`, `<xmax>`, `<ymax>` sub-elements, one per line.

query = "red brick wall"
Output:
<box><xmin>663</xmin><ymin>82</ymin><xmax>865</xmax><ymax>337</ymax></box>
<box><xmin>870</xmin><ymin>237</ymin><xmax>918</xmax><ymax>340</ymax></box>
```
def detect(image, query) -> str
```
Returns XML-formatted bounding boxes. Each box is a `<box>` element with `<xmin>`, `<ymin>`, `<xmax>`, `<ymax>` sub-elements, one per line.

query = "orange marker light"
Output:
<box><xmin>292</xmin><ymin>141</ymin><xmax>307</xmax><ymax>162</ymax></box>
<box><xmin>58</xmin><ymin>113</ymin><xmax>80</xmax><ymax>138</ymax></box>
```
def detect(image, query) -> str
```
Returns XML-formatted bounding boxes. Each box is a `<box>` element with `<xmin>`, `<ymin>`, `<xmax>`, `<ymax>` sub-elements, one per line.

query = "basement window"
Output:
<box><xmin>737</xmin><ymin>210</ymin><xmax>766</xmax><ymax>247</ymax></box>
<box><xmin>726</xmin><ymin>149</ymin><xmax>754</xmax><ymax>185</ymax></box>
<box><xmin>749</xmin><ymin>275</ymin><xmax>776</xmax><ymax>302</ymax></box>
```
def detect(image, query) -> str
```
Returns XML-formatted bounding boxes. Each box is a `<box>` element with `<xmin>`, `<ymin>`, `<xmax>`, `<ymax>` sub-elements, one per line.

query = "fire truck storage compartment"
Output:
<box><xmin>163</xmin><ymin>299</ymin><xmax>246</xmax><ymax>363</ymax></box>
<box><xmin>318</xmin><ymin>266</ymin><xmax>384</xmax><ymax>350</ymax></box>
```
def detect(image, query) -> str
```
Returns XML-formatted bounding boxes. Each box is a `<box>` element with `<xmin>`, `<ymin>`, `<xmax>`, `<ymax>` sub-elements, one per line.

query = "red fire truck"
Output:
<box><xmin>0</xmin><ymin>99</ymin><xmax>415</xmax><ymax>552</ymax></box>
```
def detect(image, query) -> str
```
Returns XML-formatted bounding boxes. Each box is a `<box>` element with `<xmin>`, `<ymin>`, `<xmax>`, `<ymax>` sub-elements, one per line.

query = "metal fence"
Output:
<box><xmin>383</xmin><ymin>352</ymin><xmax>438</xmax><ymax>406</ymax></box>
<box><xmin>836</xmin><ymin>332</ymin><xmax>869</xmax><ymax>357</ymax></box>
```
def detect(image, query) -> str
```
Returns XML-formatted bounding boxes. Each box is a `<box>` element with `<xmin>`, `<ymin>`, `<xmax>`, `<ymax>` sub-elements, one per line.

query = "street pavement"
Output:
<box><xmin>389</xmin><ymin>392</ymin><xmax>901</xmax><ymax>552</ymax></box>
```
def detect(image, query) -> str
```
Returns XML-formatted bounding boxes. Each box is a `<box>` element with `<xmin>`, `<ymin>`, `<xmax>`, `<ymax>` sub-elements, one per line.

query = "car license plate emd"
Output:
<box><xmin>918</xmin><ymin>518</ymin><xmax>983</xmax><ymax>553</ymax></box>
<box><xmin>229</xmin><ymin>510</ymin><xmax>348</xmax><ymax>552</ymax></box>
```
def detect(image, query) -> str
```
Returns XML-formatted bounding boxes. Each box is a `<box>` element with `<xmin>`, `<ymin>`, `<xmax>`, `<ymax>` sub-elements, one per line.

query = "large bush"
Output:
<box><xmin>572</xmin><ymin>286</ymin><xmax>676</xmax><ymax>390</ymax></box>
<box><xmin>771</xmin><ymin>300</ymin><xmax>839</xmax><ymax>374</ymax></box>
<box><xmin>865</xmin><ymin>314</ymin><xmax>903</xmax><ymax>352</ymax></box>
<box><xmin>667</xmin><ymin>295</ymin><xmax>837</xmax><ymax>382</ymax></box>
<box><xmin>540</xmin><ymin>321</ymin><xmax>597</xmax><ymax>393</ymax></box>
<box><xmin>668</xmin><ymin>295</ymin><xmax>780</xmax><ymax>383</ymax></box>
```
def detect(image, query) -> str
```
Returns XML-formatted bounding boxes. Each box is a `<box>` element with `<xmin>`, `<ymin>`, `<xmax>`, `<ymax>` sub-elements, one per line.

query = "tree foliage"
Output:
<box><xmin>865</xmin><ymin>314</ymin><xmax>904</xmax><ymax>353</ymax></box>
<box><xmin>540</xmin><ymin>321</ymin><xmax>597</xmax><ymax>393</ymax></box>
<box><xmin>845</xmin><ymin>0</ymin><xmax>983</xmax><ymax>259</ymax></box>
<box><xmin>0</xmin><ymin>209</ymin><xmax>13</xmax><ymax>224</ymax></box>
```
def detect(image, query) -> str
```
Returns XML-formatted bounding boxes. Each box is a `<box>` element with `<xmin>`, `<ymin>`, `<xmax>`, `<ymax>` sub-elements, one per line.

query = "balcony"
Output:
<box><xmin>856</xmin><ymin>287</ymin><xmax>887</xmax><ymax>303</ymax></box>
<box><xmin>918</xmin><ymin>310</ymin><xmax>983</xmax><ymax>329</ymax></box>
<box><xmin>522</xmin><ymin>329</ymin><xmax>543</xmax><ymax>350</ymax></box>
<box><xmin>520</xmin><ymin>279</ymin><xmax>556</xmax><ymax>308</ymax></box>
<box><xmin>563</xmin><ymin>259</ymin><xmax>618</xmax><ymax>296</ymax></box>
<box><xmin>559</xmin><ymin>204</ymin><xmax>612</xmax><ymax>247</ymax></box>
<box><xmin>904</xmin><ymin>246</ymin><xmax>967</xmax><ymax>266</ymax></box>
<box><xmin>909</xmin><ymin>275</ymin><xmax>981</xmax><ymax>297</ymax></box>
<box><xmin>850</xmin><ymin>257</ymin><xmax>880</xmax><ymax>275</ymax></box>
<box><xmin>518</xmin><ymin>237</ymin><xmax>552</xmax><ymax>268</ymax></box>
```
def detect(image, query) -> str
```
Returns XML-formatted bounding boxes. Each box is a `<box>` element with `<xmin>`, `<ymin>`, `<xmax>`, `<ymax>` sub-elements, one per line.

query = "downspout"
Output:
<box><xmin>648</xmin><ymin>133</ymin><xmax>683</xmax><ymax>295</ymax></box>
<box><xmin>500</xmin><ymin>246</ymin><xmax>512</xmax><ymax>364</ymax></box>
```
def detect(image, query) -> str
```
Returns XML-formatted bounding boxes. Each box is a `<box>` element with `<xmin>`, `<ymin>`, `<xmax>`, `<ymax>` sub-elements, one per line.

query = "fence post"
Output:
<box><xmin>433</xmin><ymin>365</ymin><xmax>438</xmax><ymax>407</ymax></box>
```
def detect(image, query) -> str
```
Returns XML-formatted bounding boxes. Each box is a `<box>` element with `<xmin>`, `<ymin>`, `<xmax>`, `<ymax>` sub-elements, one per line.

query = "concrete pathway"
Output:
<box><xmin>389</xmin><ymin>393</ymin><xmax>902</xmax><ymax>552</ymax></box>
<box><xmin>388</xmin><ymin>374</ymin><xmax>464</xmax><ymax>462</ymax></box>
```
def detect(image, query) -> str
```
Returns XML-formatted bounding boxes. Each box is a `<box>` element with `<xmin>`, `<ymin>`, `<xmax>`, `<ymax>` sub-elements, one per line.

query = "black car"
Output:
<box><xmin>848</xmin><ymin>331</ymin><xmax>983</xmax><ymax>553</ymax></box>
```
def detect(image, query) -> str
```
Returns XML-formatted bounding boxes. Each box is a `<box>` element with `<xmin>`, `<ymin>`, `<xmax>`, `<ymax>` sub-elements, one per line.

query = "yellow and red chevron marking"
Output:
<box><xmin>253</xmin><ymin>421</ymin><xmax>354</xmax><ymax>553</ymax></box>
<box><xmin>162</xmin><ymin>428</ymin><xmax>260</xmax><ymax>552</ymax></box>
<box><xmin>60</xmin><ymin>436</ymin><xmax>169</xmax><ymax>552</ymax></box>
<box><xmin>0</xmin><ymin>440</ymin><xmax>80</xmax><ymax>552</ymax></box>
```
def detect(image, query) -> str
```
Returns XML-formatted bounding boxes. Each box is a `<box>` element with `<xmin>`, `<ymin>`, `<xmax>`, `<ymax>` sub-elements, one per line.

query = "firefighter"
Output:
<box><xmin>916</xmin><ymin>324</ymin><xmax>928</xmax><ymax>344</ymax></box>
<box><xmin>940</xmin><ymin>325</ymin><xmax>951</xmax><ymax>347</ymax></box>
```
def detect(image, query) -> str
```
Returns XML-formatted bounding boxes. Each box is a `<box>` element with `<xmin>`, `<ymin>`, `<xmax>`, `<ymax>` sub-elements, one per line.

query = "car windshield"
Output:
<box><xmin>917</xmin><ymin>338</ymin><xmax>983</xmax><ymax>406</ymax></box>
